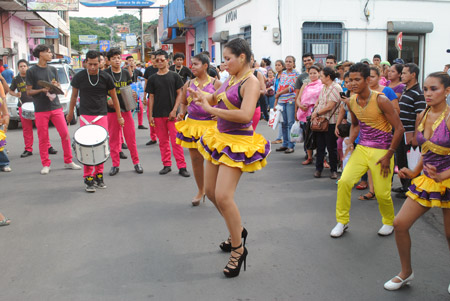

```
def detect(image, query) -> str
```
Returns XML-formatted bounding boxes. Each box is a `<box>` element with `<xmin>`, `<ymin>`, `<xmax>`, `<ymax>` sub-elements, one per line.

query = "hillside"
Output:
<box><xmin>70</xmin><ymin>14</ymin><xmax>157</xmax><ymax>51</ymax></box>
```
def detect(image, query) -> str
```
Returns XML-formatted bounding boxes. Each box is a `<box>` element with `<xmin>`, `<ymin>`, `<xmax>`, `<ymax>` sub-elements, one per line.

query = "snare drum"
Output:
<box><xmin>21</xmin><ymin>102</ymin><xmax>35</xmax><ymax>120</ymax></box>
<box><xmin>73</xmin><ymin>124</ymin><xmax>110</xmax><ymax>166</ymax></box>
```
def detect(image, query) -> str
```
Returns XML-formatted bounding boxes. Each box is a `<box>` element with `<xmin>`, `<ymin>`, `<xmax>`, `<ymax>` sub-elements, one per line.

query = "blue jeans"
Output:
<box><xmin>281</xmin><ymin>101</ymin><xmax>296</xmax><ymax>149</ymax></box>
<box><xmin>0</xmin><ymin>150</ymin><xmax>9</xmax><ymax>167</ymax></box>
<box><xmin>268</xmin><ymin>95</ymin><xmax>276</xmax><ymax>109</ymax></box>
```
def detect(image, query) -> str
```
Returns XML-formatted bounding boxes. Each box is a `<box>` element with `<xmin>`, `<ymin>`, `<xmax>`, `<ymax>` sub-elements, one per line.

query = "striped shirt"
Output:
<box><xmin>316</xmin><ymin>82</ymin><xmax>342</xmax><ymax>124</ymax></box>
<box><xmin>399</xmin><ymin>83</ymin><xmax>426</xmax><ymax>132</ymax></box>
<box><xmin>277</xmin><ymin>70</ymin><xmax>300</xmax><ymax>103</ymax></box>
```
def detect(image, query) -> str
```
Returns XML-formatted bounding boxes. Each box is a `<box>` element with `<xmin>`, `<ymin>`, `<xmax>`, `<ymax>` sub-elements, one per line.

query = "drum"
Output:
<box><xmin>120</xmin><ymin>85</ymin><xmax>137</xmax><ymax>111</ymax></box>
<box><xmin>22</xmin><ymin>102</ymin><xmax>35</xmax><ymax>120</ymax></box>
<box><xmin>73</xmin><ymin>124</ymin><xmax>110</xmax><ymax>166</ymax></box>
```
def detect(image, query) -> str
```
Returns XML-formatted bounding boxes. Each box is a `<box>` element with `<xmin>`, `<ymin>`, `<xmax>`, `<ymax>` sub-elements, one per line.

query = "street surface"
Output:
<box><xmin>1</xmin><ymin>118</ymin><xmax>449</xmax><ymax>301</ymax></box>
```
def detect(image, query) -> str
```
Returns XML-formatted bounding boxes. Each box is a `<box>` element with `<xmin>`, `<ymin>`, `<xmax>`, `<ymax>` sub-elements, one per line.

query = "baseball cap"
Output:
<box><xmin>393</xmin><ymin>58</ymin><xmax>405</xmax><ymax>64</ymax></box>
<box><xmin>336</xmin><ymin>61</ymin><xmax>343</xmax><ymax>67</ymax></box>
<box><xmin>360</xmin><ymin>58</ymin><xmax>372</xmax><ymax>64</ymax></box>
<box><xmin>380</xmin><ymin>61</ymin><xmax>391</xmax><ymax>66</ymax></box>
<box><xmin>3</xmin><ymin>64</ymin><xmax>8</xmax><ymax>68</ymax></box>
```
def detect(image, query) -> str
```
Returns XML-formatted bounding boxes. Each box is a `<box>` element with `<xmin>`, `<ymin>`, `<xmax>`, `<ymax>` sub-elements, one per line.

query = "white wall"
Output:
<box><xmin>213</xmin><ymin>0</ymin><xmax>450</xmax><ymax>75</ymax></box>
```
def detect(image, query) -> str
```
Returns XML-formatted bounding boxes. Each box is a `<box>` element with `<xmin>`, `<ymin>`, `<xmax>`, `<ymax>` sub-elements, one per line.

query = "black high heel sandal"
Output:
<box><xmin>220</xmin><ymin>227</ymin><xmax>248</xmax><ymax>252</ymax></box>
<box><xmin>223</xmin><ymin>243</ymin><xmax>247</xmax><ymax>278</ymax></box>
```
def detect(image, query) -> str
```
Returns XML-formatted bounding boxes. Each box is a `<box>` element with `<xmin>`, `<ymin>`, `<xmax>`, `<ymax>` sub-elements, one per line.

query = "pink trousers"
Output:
<box><xmin>146</xmin><ymin>107</ymin><xmax>157</xmax><ymax>141</ymax></box>
<box><xmin>80</xmin><ymin>115</ymin><xmax>108</xmax><ymax>178</ymax></box>
<box><xmin>19</xmin><ymin>106</ymin><xmax>35</xmax><ymax>152</ymax></box>
<box><xmin>35</xmin><ymin>108</ymin><xmax>72</xmax><ymax>167</ymax></box>
<box><xmin>137</xmin><ymin>97</ymin><xmax>144</xmax><ymax>126</ymax></box>
<box><xmin>154</xmin><ymin>117</ymin><xmax>186</xmax><ymax>168</ymax></box>
<box><xmin>108</xmin><ymin>111</ymin><xmax>140</xmax><ymax>167</ymax></box>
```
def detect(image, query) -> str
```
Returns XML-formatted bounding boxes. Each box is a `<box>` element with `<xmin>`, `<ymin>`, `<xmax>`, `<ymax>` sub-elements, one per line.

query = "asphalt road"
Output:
<box><xmin>1</xmin><ymin>119</ymin><xmax>449</xmax><ymax>301</ymax></box>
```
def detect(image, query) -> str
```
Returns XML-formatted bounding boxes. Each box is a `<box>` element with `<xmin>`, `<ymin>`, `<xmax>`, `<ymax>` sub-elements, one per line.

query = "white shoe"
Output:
<box><xmin>448</xmin><ymin>283</ymin><xmax>450</xmax><ymax>294</ymax></box>
<box><xmin>330</xmin><ymin>223</ymin><xmax>348</xmax><ymax>238</ymax></box>
<box><xmin>40</xmin><ymin>166</ymin><xmax>50</xmax><ymax>175</ymax></box>
<box><xmin>1</xmin><ymin>166</ymin><xmax>11</xmax><ymax>172</ymax></box>
<box><xmin>378</xmin><ymin>224</ymin><xmax>394</xmax><ymax>236</ymax></box>
<box><xmin>65</xmin><ymin>162</ymin><xmax>81</xmax><ymax>170</ymax></box>
<box><xmin>384</xmin><ymin>272</ymin><xmax>414</xmax><ymax>290</ymax></box>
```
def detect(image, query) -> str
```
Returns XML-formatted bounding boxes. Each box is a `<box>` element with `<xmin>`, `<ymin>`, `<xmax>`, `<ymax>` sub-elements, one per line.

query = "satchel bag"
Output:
<box><xmin>311</xmin><ymin>100</ymin><xmax>340</xmax><ymax>132</ymax></box>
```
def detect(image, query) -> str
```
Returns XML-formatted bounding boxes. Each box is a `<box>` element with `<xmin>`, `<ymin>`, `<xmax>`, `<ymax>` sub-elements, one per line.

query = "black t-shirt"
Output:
<box><xmin>71</xmin><ymin>69</ymin><xmax>116</xmax><ymax>116</ymax></box>
<box><xmin>10</xmin><ymin>74</ymin><xmax>34</xmax><ymax>107</ymax></box>
<box><xmin>104</xmin><ymin>68</ymin><xmax>132</xmax><ymax>112</ymax></box>
<box><xmin>169</xmin><ymin>65</ymin><xmax>193</xmax><ymax>83</ymax></box>
<box><xmin>26</xmin><ymin>65</ymin><xmax>61</xmax><ymax>112</ymax></box>
<box><xmin>146</xmin><ymin>71</ymin><xmax>183</xmax><ymax>118</ymax></box>
<box><xmin>131</xmin><ymin>69</ymin><xmax>143</xmax><ymax>82</ymax></box>
<box><xmin>143</xmin><ymin>66</ymin><xmax>158</xmax><ymax>80</ymax></box>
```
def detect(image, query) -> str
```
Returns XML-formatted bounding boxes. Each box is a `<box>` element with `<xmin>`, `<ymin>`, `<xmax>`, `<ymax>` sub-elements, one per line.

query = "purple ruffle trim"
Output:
<box><xmin>199</xmin><ymin>136</ymin><xmax>270</xmax><ymax>164</ymax></box>
<box><xmin>0</xmin><ymin>140</ymin><xmax>6</xmax><ymax>148</ymax></box>
<box><xmin>409</xmin><ymin>185</ymin><xmax>450</xmax><ymax>202</ymax></box>
<box><xmin>176</xmin><ymin>132</ymin><xmax>198</xmax><ymax>143</ymax></box>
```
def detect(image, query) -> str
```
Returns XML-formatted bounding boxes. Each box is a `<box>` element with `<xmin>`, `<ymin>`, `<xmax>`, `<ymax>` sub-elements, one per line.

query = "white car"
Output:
<box><xmin>7</xmin><ymin>59</ymin><xmax>78</xmax><ymax>129</ymax></box>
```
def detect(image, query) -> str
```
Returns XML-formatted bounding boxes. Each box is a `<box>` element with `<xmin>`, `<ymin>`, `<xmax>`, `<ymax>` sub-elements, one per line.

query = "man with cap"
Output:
<box><xmin>360</xmin><ymin>58</ymin><xmax>372</xmax><ymax>65</ymax></box>
<box><xmin>1</xmin><ymin>64</ymin><xmax>14</xmax><ymax>85</ymax></box>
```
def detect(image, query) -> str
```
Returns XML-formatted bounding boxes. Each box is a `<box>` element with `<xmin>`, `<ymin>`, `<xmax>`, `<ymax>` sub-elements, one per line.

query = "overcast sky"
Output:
<box><xmin>70</xmin><ymin>0</ymin><xmax>168</xmax><ymax>22</ymax></box>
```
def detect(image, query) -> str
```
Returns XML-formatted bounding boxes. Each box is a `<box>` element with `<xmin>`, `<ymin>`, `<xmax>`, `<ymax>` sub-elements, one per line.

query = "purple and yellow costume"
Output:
<box><xmin>406</xmin><ymin>109</ymin><xmax>450</xmax><ymax>208</ymax></box>
<box><xmin>336</xmin><ymin>91</ymin><xmax>395</xmax><ymax>226</ymax></box>
<box><xmin>175</xmin><ymin>77</ymin><xmax>217</xmax><ymax>149</ymax></box>
<box><xmin>197</xmin><ymin>76</ymin><xmax>270</xmax><ymax>172</ymax></box>
<box><xmin>0</xmin><ymin>99</ymin><xmax>6</xmax><ymax>151</ymax></box>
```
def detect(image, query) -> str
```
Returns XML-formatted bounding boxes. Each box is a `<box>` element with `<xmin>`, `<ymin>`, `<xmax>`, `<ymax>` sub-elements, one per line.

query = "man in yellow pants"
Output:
<box><xmin>331</xmin><ymin>63</ymin><xmax>405</xmax><ymax>238</ymax></box>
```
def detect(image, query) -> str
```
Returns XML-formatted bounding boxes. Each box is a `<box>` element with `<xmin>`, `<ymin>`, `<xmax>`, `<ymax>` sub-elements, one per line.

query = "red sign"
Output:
<box><xmin>161</xmin><ymin>44</ymin><xmax>169</xmax><ymax>51</ymax></box>
<box><xmin>395</xmin><ymin>32</ymin><xmax>403</xmax><ymax>51</ymax></box>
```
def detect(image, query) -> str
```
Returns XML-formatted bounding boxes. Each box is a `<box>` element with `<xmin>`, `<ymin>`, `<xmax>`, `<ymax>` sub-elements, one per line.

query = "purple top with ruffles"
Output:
<box><xmin>416</xmin><ymin>113</ymin><xmax>450</xmax><ymax>177</ymax></box>
<box><xmin>186</xmin><ymin>78</ymin><xmax>216</xmax><ymax>120</ymax></box>
<box><xmin>215</xmin><ymin>77</ymin><xmax>252</xmax><ymax>133</ymax></box>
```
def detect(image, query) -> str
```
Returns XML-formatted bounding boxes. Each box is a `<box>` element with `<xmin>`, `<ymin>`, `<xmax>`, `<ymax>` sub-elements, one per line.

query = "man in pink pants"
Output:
<box><xmin>8</xmin><ymin>59</ymin><xmax>54</xmax><ymax>157</ymax></box>
<box><xmin>26</xmin><ymin>45</ymin><xmax>81</xmax><ymax>174</ymax></box>
<box><xmin>143</xmin><ymin>53</ymin><xmax>158</xmax><ymax>146</ymax></box>
<box><xmin>67</xmin><ymin>50</ymin><xmax>123</xmax><ymax>192</ymax></box>
<box><xmin>146</xmin><ymin>49</ymin><xmax>190</xmax><ymax>177</ymax></box>
<box><xmin>105</xmin><ymin>48</ymin><xmax>143</xmax><ymax>176</ymax></box>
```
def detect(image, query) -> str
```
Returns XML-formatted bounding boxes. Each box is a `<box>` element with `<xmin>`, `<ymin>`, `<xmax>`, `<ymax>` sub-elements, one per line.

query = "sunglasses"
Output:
<box><xmin>155</xmin><ymin>59</ymin><xmax>166</xmax><ymax>62</ymax></box>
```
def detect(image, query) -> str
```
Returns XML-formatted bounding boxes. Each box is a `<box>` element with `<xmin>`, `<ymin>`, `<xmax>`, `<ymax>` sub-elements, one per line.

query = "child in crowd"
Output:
<box><xmin>338</xmin><ymin>123</ymin><xmax>352</xmax><ymax>170</ymax></box>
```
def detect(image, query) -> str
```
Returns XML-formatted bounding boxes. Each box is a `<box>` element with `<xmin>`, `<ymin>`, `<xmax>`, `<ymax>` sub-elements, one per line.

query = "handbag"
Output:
<box><xmin>311</xmin><ymin>100</ymin><xmax>340</xmax><ymax>132</ymax></box>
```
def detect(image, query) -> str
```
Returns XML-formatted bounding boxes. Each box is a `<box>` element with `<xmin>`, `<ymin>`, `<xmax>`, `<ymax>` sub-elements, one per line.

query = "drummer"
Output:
<box><xmin>26</xmin><ymin>45</ymin><xmax>81</xmax><ymax>175</ymax></box>
<box><xmin>8</xmin><ymin>59</ymin><xmax>55</xmax><ymax>158</ymax></box>
<box><xmin>67</xmin><ymin>50</ymin><xmax>123</xmax><ymax>192</ymax></box>
<box><xmin>105</xmin><ymin>48</ymin><xmax>143</xmax><ymax>176</ymax></box>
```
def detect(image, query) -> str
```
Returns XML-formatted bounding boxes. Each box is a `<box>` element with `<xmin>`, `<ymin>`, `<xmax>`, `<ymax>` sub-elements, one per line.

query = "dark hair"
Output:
<box><xmin>17</xmin><ymin>59</ymin><xmax>28</xmax><ymax>67</ymax></box>
<box><xmin>154</xmin><ymin>49</ymin><xmax>169</xmax><ymax>59</ymax></box>
<box><xmin>262</xmin><ymin>58</ymin><xmax>271</xmax><ymax>67</ymax></box>
<box><xmin>349</xmin><ymin>63</ymin><xmax>370</xmax><ymax>79</ymax></box>
<box><xmin>344</xmin><ymin>71</ymin><xmax>350</xmax><ymax>79</ymax></box>
<box><xmin>285</xmin><ymin>55</ymin><xmax>296</xmax><ymax>68</ymax></box>
<box><xmin>373</xmin><ymin>54</ymin><xmax>381</xmax><ymax>60</ymax></box>
<box><xmin>322</xmin><ymin>66</ymin><xmax>338</xmax><ymax>80</ymax></box>
<box><xmin>392</xmin><ymin>63</ymin><xmax>403</xmax><ymax>75</ymax></box>
<box><xmin>173</xmin><ymin>52</ymin><xmax>185</xmax><ymax>61</ymax></box>
<box><xmin>32</xmin><ymin>44</ymin><xmax>50</xmax><ymax>58</ymax></box>
<box><xmin>302</xmin><ymin>53</ymin><xmax>314</xmax><ymax>60</ymax></box>
<box><xmin>275</xmin><ymin>59</ymin><xmax>286</xmax><ymax>70</ymax></box>
<box><xmin>86</xmin><ymin>50</ymin><xmax>100</xmax><ymax>61</ymax></box>
<box><xmin>309</xmin><ymin>64</ymin><xmax>322</xmax><ymax>73</ymax></box>
<box><xmin>126</xmin><ymin>55</ymin><xmax>133</xmax><ymax>60</ymax></box>
<box><xmin>192</xmin><ymin>53</ymin><xmax>210</xmax><ymax>68</ymax></box>
<box><xmin>107</xmin><ymin>48</ymin><xmax>122</xmax><ymax>59</ymax></box>
<box><xmin>369</xmin><ymin>66</ymin><xmax>380</xmax><ymax>76</ymax></box>
<box><xmin>223</xmin><ymin>38</ymin><xmax>252</xmax><ymax>63</ymax></box>
<box><xmin>326</xmin><ymin>54</ymin><xmax>337</xmax><ymax>63</ymax></box>
<box><xmin>338</xmin><ymin>123</ymin><xmax>350</xmax><ymax>138</ymax></box>
<box><xmin>201</xmin><ymin>51</ymin><xmax>210</xmax><ymax>58</ymax></box>
<box><xmin>404</xmin><ymin>63</ymin><xmax>420</xmax><ymax>80</ymax></box>
<box><xmin>427</xmin><ymin>72</ymin><xmax>450</xmax><ymax>88</ymax></box>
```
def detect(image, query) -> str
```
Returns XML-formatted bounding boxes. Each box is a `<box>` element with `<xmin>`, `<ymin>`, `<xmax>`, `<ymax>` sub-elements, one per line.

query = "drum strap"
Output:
<box><xmin>80</xmin><ymin>115</ymin><xmax>104</xmax><ymax>125</ymax></box>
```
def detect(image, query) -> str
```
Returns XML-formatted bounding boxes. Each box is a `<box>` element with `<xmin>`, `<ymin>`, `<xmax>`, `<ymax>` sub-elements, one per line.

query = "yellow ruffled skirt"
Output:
<box><xmin>406</xmin><ymin>174</ymin><xmax>450</xmax><ymax>208</ymax></box>
<box><xmin>197</xmin><ymin>127</ymin><xmax>271</xmax><ymax>172</ymax></box>
<box><xmin>175</xmin><ymin>118</ymin><xmax>217</xmax><ymax>149</ymax></box>
<box><xmin>0</xmin><ymin>130</ymin><xmax>6</xmax><ymax>152</ymax></box>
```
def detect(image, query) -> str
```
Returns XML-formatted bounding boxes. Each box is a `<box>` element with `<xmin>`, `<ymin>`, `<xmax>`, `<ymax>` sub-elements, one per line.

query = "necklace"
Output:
<box><xmin>111</xmin><ymin>69</ymin><xmax>122</xmax><ymax>83</ymax></box>
<box><xmin>87</xmin><ymin>71</ymin><xmax>100</xmax><ymax>86</ymax></box>
<box><xmin>175</xmin><ymin>66</ymin><xmax>182</xmax><ymax>74</ymax></box>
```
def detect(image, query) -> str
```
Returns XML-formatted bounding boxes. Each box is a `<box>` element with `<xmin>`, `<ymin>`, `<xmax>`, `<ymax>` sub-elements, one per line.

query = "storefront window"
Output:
<box><xmin>242</xmin><ymin>26</ymin><xmax>251</xmax><ymax>46</ymax></box>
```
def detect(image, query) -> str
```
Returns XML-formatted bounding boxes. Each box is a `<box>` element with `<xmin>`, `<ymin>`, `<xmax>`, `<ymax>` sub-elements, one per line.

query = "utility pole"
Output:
<box><xmin>140</xmin><ymin>8</ymin><xmax>145</xmax><ymax>62</ymax></box>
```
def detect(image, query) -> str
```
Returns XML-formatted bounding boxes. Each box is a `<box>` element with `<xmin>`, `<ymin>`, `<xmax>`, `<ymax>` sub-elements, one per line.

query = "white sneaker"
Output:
<box><xmin>1</xmin><ymin>166</ymin><xmax>11</xmax><ymax>172</ymax></box>
<box><xmin>40</xmin><ymin>166</ymin><xmax>50</xmax><ymax>175</ymax></box>
<box><xmin>65</xmin><ymin>162</ymin><xmax>81</xmax><ymax>170</ymax></box>
<box><xmin>330</xmin><ymin>223</ymin><xmax>348</xmax><ymax>238</ymax></box>
<box><xmin>378</xmin><ymin>224</ymin><xmax>394</xmax><ymax>236</ymax></box>
<box><xmin>448</xmin><ymin>283</ymin><xmax>450</xmax><ymax>294</ymax></box>
<box><xmin>384</xmin><ymin>272</ymin><xmax>414</xmax><ymax>290</ymax></box>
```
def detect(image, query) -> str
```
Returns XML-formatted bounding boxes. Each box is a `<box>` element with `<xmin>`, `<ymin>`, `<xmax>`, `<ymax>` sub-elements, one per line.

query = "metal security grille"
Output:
<box><xmin>302</xmin><ymin>22</ymin><xmax>343</xmax><ymax>64</ymax></box>
<box><xmin>242</xmin><ymin>26</ymin><xmax>251</xmax><ymax>46</ymax></box>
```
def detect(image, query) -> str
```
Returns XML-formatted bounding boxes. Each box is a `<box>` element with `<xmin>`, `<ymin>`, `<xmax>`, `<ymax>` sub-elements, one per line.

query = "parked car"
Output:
<box><xmin>6</xmin><ymin>59</ymin><xmax>78</xmax><ymax>129</ymax></box>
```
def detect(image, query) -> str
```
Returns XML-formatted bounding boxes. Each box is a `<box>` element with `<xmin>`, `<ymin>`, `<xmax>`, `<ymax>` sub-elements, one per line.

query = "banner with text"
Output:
<box><xmin>79</xmin><ymin>35</ymin><xmax>98</xmax><ymax>45</ymax></box>
<box><xmin>80</xmin><ymin>0</ymin><xmax>153</xmax><ymax>7</ymax></box>
<box><xmin>27</xmin><ymin>0</ymin><xmax>79</xmax><ymax>11</ymax></box>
